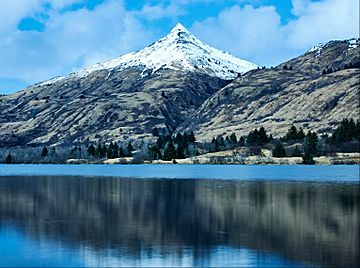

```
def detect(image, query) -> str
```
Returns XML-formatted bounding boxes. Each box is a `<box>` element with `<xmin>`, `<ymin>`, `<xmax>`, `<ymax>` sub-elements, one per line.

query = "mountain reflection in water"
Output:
<box><xmin>0</xmin><ymin>176</ymin><xmax>358</xmax><ymax>267</ymax></box>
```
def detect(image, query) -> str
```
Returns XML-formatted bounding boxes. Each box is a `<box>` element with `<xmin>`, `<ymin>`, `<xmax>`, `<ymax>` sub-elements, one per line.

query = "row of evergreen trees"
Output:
<box><xmin>87</xmin><ymin>142</ymin><xmax>134</xmax><ymax>159</ymax></box>
<box><xmin>329</xmin><ymin>118</ymin><xmax>360</xmax><ymax>145</ymax></box>
<box><xmin>271</xmin><ymin>119</ymin><xmax>359</xmax><ymax>164</ymax></box>
<box><xmin>151</xmin><ymin>132</ymin><xmax>196</xmax><ymax>161</ymax></box>
<box><xmin>210</xmin><ymin>133</ymin><xmax>242</xmax><ymax>152</ymax></box>
<box><xmin>207</xmin><ymin>119</ymin><xmax>358</xmax><ymax>164</ymax></box>
<box><xmin>210</xmin><ymin>127</ymin><xmax>271</xmax><ymax>153</ymax></box>
<box><xmin>4</xmin><ymin>119</ymin><xmax>358</xmax><ymax>164</ymax></box>
<box><xmin>35</xmin><ymin>142</ymin><xmax>136</xmax><ymax>160</ymax></box>
<box><xmin>271</xmin><ymin>132</ymin><xmax>318</xmax><ymax>164</ymax></box>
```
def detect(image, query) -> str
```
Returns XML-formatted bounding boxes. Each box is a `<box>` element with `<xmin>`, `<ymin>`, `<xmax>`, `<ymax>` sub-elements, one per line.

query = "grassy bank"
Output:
<box><xmin>57</xmin><ymin>150</ymin><xmax>360</xmax><ymax>165</ymax></box>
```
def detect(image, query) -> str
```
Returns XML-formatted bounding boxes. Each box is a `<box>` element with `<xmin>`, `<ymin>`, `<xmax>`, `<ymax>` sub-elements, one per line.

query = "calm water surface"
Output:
<box><xmin>0</xmin><ymin>165</ymin><xmax>359</xmax><ymax>267</ymax></box>
<box><xmin>0</xmin><ymin>164</ymin><xmax>359</xmax><ymax>181</ymax></box>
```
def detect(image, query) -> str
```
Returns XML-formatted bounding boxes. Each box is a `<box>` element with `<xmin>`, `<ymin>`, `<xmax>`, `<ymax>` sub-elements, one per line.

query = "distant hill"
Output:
<box><xmin>176</xmin><ymin>39</ymin><xmax>360</xmax><ymax>140</ymax></box>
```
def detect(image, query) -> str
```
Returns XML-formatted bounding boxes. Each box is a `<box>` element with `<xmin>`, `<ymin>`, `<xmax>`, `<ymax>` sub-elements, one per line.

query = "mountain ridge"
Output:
<box><xmin>176</xmin><ymin>38</ymin><xmax>360</xmax><ymax>140</ymax></box>
<box><xmin>36</xmin><ymin>23</ymin><xmax>257</xmax><ymax>87</ymax></box>
<box><xmin>0</xmin><ymin>31</ymin><xmax>358</xmax><ymax>147</ymax></box>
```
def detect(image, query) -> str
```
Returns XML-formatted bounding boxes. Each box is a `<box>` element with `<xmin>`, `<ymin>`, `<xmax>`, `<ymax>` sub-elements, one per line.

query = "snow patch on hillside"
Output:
<box><xmin>348</xmin><ymin>38</ymin><xmax>359</xmax><ymax>50</ymax></box>
<box><xmin>37</xmin><ymin>76</ymin><xmax>66</xmax><ymax>86</ymax></box>
<box><xmin>308</xmin><ymin>43</ymin><xmax>325</xmax><ymax>58</ymax></box>
<box><xmin>308</xmin><ymin>38</ymin><xmax>359</xmax><ymax>57</ymax></box>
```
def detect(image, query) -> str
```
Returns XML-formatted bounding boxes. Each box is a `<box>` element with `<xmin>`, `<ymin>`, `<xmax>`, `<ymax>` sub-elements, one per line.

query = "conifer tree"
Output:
<box><xmin>217</xmin><ymin>136</ymin><xmax>225</xmax><ymax>147</ymax></box>
<box><xmin>5</xmin><ymin>153</ymin><xmax>12</xmax><ymax>164</ymax></box>
<box><xmin>331</xmin><ymin>118</ymin><xmax>359</xmax><ymax>145</ymax></box>
<box><xmin>272</xmin><ymin>142</ymin><xmax>286</xmax><ymax>157</ymax></box>
<box><xmin>87</xmin><ymin>144</ymin><xmax>96</xmax><ymax>157</ymax></box>
<box><xmin>112</xmin><ymin>143</ymin><xmax>119</xmax><ymax>158</ymax></box>
<box><xmin>41</xmin><ymin>146</ymin><xmax>48</xmax><ymax>157</ymax></box>
<box><xmin>303</xmin><ymin>131</ymin><xmax>318</xmax><ymax>155</ymax></box>
<box><xmin>258</xmin><ymin>126</ymin><xmax>269</xmax><ymax>144</ymax></box>
<box><xmin>297</xmin><ymin>128</ymin><xmax>305</xmax><ymax>140</ymax></box>
<box><xmin>211</xmin><ymin>137</ymin><xmax>218</xmax><ymax>152</ymax></box>
<box><xmin>183</xmin><ymin>132</ymin><xmax>189</xmax><ymax>144</ymax></box>
<box><xmin>238</xmin><ymin>136</ymin><xmax>245</xmax><ymax>146</ymax></box>
<box><xmin>302</xmin><ymin>150</ymin><xmax>315</xmax><ymax>165</ymax></box>
<box><xmin>149</xmin><ymin>145</ymin><xmax>161</xmax><ymax>160</ymax></box>
<box><xmin>127</xmin><ymin>142</ymin><xmax>134</xmax><ymax>156</ymax></box>
<box><xmin>176</xmin><ymin>143</ymin><xmax>186</xmax><ymax>159</ymax></box>
<box><xmin>107</xmin><ymin>143</ymin><xmax>114</xmax><ymax>159</ymax></box>
<box><xmin>175</xmin><ymin>133</ymin><xmax>183</xmax><ymax>144</ymax></box>
<box><xmin>229</xmin><ymin>133</ymin><xmax>237</xmax><ymax>144</ymax></box>
<box><xmin>95</xmin><ymin>144</ymin><xmax>102</xmax><ymax>158</ymax></box>
<box><xmin>285</xmin><ymin>125</ymin><xmax>298</xmax><ymax>141</ymax></box>
<box><xmin>119</xmin><ymin>147</ymin><xmax>125</xmax><ymax>157</ymax></box>
<box><xmin>290</xmin><ymin>146</ymin><xmax>302</xmax><ymax>157</ymax></box>
<box><xmin>152</xmin><ymin>127</ymin><xmax>159</xmax><ymax>137</ymax></box>
<box><xmin>101</xmin><ymin>146</ymin><xmax>107</xmax><ymax>158</ymax></box>
<box><xmin>247</xmin><ymin>129</ymin><xmax>259</xmax><ymax>145</ymax></box>
<box><xmin>188</xmin><ymin>131</ymin><xmax>196</xmax><ymax>143</ymax></box>
<box><xmin>156</xmin><ymin>136</ymin><xmax>165</xmax><ymax>149</ymax></box>
<box><xmin>96</xmin><ymin>144</ymin><xmax>106</xmax><ymax>158</ymax></box>
<box><xmin>50</xmin><ymin>148</ymin><xmax>56</xmax><ymax>159</ymax></box>
<box><xmin>247</xmin><ymin>128</ymin><xmax>269</xmax><ymax>146</ymax></box>
<box><xmin>162</xmin><ymin>141</ymin><xmax>177</xmax><ymax>161</ymax></box>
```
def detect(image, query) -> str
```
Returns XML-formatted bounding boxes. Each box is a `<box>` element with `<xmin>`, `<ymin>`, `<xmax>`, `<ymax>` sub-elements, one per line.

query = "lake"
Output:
<box><xmin>0</xmin><ymin>165</ymin><xmax>359</xmax><ymax>267</ymax></box>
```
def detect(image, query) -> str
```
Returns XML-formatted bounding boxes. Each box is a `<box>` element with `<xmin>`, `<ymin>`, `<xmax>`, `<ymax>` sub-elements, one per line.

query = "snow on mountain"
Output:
<box><xmin>39</xmin><ymin>23</ymin><xmax>257</xmax><ymax>86</ymax></box>
<box><xmin>348</xmin><ymin>38</ymin><xmax>359</xmax><ymax>50</ymax></box>
<box><xmin>307</xmin><ymin>43</ymin><xmax>323</xmax><ymax>54</ymax></box>
<box><xmin>307</xmin><ymin>38</ymin><xmax>359</xmax><ymax>57</ymax></box>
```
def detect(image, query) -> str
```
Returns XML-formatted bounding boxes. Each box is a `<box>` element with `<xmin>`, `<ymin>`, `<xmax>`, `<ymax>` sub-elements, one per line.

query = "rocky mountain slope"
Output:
<box><xmin>0</xmin><ymin>27</ymin><xmax>358</xmax><ymax>147</ymax></box>
<box><xmin>177</xmin><ymin>39</ymin><xmax>360</xmax><ymax>140</ymax></box>
<box><xmin>0</xmin><ymin>24</ymin><xmax>256</xmax><ymax>147</ymax></box>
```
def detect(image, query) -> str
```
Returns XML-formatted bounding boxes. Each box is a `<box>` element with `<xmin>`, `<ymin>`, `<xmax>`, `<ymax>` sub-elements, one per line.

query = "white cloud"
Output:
<box><xmin>191</xmin><ymin>5</ymin><xmax>288</xmax><ymax>66</ymax></box>
<box><xmin>291</xmin><ymin>0</ymin><xmax>313</xmax><ymax>16</ymax></box>
<box><xmin>49</xmin><ymin>0</ymin><xmax>84</xmax><ymax>8</ymax></box>
<box><xmin>286</xmin><ymin>0</ymin><xmax>359</xmax><ymax>48</ymax></box>
<box><xmin>0</xmin><ymin>0</ymin><xmax>83</xmax><ymax>33</ymax></box>
<box><xmin>191</xmin><ymin>0</ymin><xmax>359</xmax><ymax>66</ymax></box>
<box><xmin>0</xmin><ymin>0</ymin><xmax>41</xmax><ymax>33</ymax></box>
<box><xmin>134</xmin><ymin>4</ymin><xmax>184</xmax><ymax>20</ymax></box>
<box><xmin>0</xmin><ymin>0</ymin><xmax>156</xmax><ymax>87</ymax></box>
<box><xmin>0</xmin><ymin>0</ymin><xmax>359</xmax><ymax>94</ymax></box>
<box><xmin>46</xmin><ymin>1</ymin><xmax>154</xmax><ymax>68</ymax></box>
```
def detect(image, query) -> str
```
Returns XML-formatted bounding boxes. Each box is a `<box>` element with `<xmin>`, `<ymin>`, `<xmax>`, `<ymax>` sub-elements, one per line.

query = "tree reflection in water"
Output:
<box><xmin>0</xmin><ymin>176</ymin><xmax>358</xmax><ymax>267</ymax></box>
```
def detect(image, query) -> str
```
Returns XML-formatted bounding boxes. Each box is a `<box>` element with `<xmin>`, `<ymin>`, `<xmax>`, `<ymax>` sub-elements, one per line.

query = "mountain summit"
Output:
<box><xmin>0</xmin><ymin>37</ymin><xmax>358</xmax><ymax>147</ymax></box>
<box><xmin>56</xmin><ymin>23</ymin><xmax>257</xmax><ymax>82</ymax></box>
<box><xmin>2</xmin><ymin>23</ymin><xmax>246</xmax><ymax>146</ymax></box>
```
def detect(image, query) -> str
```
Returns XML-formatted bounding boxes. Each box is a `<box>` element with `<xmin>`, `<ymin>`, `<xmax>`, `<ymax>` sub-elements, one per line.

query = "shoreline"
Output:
<box><xmin>1</xmin><ymin>163</ymin><xmax>359</xmax><ymax>182</ymax></box>
<box><xmin>1</xmin><ymin>153</ymin><xmax>359</xmax><ymax>165</ymax></box>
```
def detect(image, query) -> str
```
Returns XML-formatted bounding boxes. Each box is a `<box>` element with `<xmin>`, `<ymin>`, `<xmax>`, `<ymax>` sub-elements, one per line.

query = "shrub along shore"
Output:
<box><xmin>2</xmin><ymin>119</ymin><xmax>359</xmax><ymax>165</ymax></box>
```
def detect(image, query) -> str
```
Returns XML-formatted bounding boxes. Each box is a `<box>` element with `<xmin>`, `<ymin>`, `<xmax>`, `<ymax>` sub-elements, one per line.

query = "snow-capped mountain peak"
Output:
<box><xmin>41</xmin><ymin>23</ymin><xmax>257</xmax><ymax>85</ymax></box>
<box><xmin>168</xmin><ymin>22</ymin><xmax>190</xmax><ymax>36</ymax></box>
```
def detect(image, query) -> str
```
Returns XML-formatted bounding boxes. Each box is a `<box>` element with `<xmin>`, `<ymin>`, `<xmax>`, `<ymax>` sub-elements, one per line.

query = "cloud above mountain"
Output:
<box><xmin>0</xmin><ymin>0</ymin><xmax>358</xmax><ymax>93</ymax></box>
<box><xmin>191</xmin><ymin>0</ymin><xmax>359</xmax><ymax>66</ymax></box>
<box><xmin>0</xmin><ymin>0</ymin><xmax>155</xmax><ymax>89</ymax></box>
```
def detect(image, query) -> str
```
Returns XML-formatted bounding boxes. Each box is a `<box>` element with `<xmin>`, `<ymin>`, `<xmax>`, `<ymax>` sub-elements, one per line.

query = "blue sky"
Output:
<box><xmin>0</xmin><ymin>0</ymin><xmax>358</xmax><ymax>94</ymax></box>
